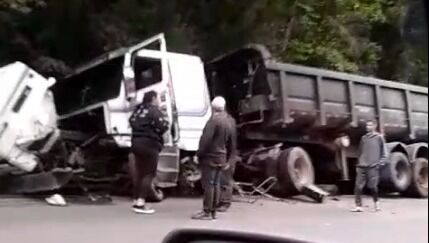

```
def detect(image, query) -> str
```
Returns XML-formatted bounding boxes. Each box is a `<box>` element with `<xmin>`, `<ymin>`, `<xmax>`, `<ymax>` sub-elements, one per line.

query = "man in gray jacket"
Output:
<box><xmin>351</xmin><ymin>120</ymin><xmax>388</xmax><ymax>212</ymax></box>
<box><xmin>192</xmin><ymin>97</ymin><xmax>235</xmax><ymax>220</ymax></box>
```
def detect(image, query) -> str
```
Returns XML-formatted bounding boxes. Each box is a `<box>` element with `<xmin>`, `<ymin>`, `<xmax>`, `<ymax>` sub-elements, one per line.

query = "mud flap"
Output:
<box><xmin>0</xmin><ymin>168</ymin><xmax>74</xmax><ymax>194</ymax></box>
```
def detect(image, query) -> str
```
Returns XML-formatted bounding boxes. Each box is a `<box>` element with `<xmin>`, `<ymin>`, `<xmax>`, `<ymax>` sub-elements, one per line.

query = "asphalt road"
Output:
<box><xmin>0</xmin><ymin>195</ymin><xmax>427</xmax><ymax>243</ymax></box>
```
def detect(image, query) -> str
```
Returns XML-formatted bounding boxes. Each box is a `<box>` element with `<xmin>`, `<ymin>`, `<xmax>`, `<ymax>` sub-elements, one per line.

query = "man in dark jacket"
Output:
<box><xmin>351</xmin><ymin>120</ymin><xmax>387</xmax><ymax>213</ymax></box>
<box><xmin>192</xmin><ymin>97</ymin><xmax>234</xmax><ymax>220</ymax></box>
<box><xmin>129</xmin><ymin>91</ymin><xmax>169</xmax><ymax>214</ymax></box>
<box><xmin>218</xmin><ymin>113</ymin><xmax>239</xmax><ymax>212</ymax></box>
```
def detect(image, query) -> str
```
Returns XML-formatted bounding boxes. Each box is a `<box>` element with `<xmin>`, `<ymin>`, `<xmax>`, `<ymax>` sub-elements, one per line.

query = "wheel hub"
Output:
<box><xmin>294</xmin><ymin>158</ymin><xmax>310</xmax><ymax>185</ymax></box>
<box><xmin>395</xmin><ymin>161</ymin><xmax>408</xmax><ymax>184</ymax></box>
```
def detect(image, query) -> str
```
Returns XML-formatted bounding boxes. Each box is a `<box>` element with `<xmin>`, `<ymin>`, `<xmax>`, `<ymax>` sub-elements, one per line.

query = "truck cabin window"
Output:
<box><xmin>134</xmin><ymin>57</ymin><xmax>162</xmax><ymax>90</ymax></box>
<box><xmin>12</xmin><ymin>86</ymin><xmax>32</xmax><ymax>113</ymax></box>
<box><xmin>53</xmin><ymin>57</ymin><xmax>124</xmax><ymax>115</ymax></box>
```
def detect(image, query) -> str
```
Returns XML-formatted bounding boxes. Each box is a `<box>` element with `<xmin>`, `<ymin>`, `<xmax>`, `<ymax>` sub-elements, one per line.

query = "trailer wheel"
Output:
<box><xmin>404</xmin><ymin>158</ymin><xmax>428</xmax><ymax>198</ymax></box>
<box><xmin>380</xmin><ymin>152</ymin><xmax>412</xmax><ymax>192</ymax></box>
<box><xmin>277</xmin><ymin>147</ymin><xmax>315</xmax><ymax>195</ymax></box>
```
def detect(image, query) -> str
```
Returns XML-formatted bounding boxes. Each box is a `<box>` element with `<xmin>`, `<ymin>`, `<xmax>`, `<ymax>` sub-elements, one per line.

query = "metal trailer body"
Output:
<box><xmin>206</xmin><ymin>45</ymin><xmax>428</xmax><ymax>197</ymax></box>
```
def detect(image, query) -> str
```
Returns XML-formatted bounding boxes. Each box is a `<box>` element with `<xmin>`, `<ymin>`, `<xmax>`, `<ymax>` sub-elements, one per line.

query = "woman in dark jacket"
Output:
<box><xmin>129</xmin><ymin>91</ymin><xmax>169</xmax><ymax>214</ymax></box>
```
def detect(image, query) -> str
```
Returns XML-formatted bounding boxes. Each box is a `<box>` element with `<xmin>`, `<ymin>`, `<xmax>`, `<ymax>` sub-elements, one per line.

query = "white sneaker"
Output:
<box><xmin>375</xmin><ymin>202</ymin><xmax>381</xmax><ymax>212</ymax></box>
<box><xmin>132</xmin><ymin>205</ymin><xmax>155</xmax><ymax>214</ymax></box>
<box><xmin>45</xmin><ymin>194</ymin><xmax>67</xmax><ymax>207</ymax></box>
<box><xmin>135</xmin><ymin>198</ymin><xmax>145</xmax><ymax>206</ymax></box>
<box><xmin>350</xmin><ymin>206</ymin><xmax>364</xmax><ymax>213</ymax></box>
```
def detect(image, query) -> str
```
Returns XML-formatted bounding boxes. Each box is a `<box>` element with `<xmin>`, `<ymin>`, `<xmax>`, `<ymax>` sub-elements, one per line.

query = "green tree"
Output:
<box><xmin>0</xmin><ymin>0</ymin><xmax>427</xmax><ymax>86</ymax></box>
<box><xmin>251</xmin><ymin>0</ymin><xmax>386</xmax><ymax>74</ymax></box>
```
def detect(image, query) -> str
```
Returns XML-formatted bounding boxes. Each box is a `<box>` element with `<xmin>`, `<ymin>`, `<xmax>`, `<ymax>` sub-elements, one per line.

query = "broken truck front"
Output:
<box><xmin>0</xmin><ymin>62</ymin><xmax>73</xmax><ymax>194</ymax></box>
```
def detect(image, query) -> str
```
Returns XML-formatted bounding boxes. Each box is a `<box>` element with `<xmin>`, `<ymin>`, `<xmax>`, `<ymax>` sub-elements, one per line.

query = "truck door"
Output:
<box><xmin>108</xmin><ymin>34</ymin><xmax>180</xmax><ymax>188</ymax></box>
<box><xmin>129</xmin><ymin>51</ymin><xmax>180</xmax><ymax>188</ymax></box>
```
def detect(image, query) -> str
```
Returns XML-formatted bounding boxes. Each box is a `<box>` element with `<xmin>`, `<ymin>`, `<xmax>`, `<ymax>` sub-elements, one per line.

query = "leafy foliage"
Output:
<box><xmin>0</xmin><ymin>0</ymin><xmax>427</xmax><ymax>86</ymax></box>
<box><xmin>0</xmin><ymin>0</ymin><xmax>45</xmax><ymax>13</ymax></box>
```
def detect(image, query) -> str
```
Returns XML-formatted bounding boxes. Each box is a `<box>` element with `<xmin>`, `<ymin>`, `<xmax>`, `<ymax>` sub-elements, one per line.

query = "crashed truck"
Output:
<box><xmin>0</xmin><ymin>62</ymin><xmax>74</xmax><ymax>195</ymax></box>
<box><xmin>0</xmin><ymin>34</ymin><xmax>428</xmax><ymax>201</ymax></box>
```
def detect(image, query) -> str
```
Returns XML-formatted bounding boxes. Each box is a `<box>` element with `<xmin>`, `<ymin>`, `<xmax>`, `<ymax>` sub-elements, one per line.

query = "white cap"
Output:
<box><xmin>211</xmin><ymin>96</ymin><xmax>226</xmax><ymax>112</ymax></box>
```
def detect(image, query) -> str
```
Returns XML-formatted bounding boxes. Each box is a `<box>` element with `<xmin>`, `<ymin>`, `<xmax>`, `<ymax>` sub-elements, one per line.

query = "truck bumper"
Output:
<box><xmin>0</xmin><ymin>168</ymin><xmax>76</xmax><ymax>194</ymax></box>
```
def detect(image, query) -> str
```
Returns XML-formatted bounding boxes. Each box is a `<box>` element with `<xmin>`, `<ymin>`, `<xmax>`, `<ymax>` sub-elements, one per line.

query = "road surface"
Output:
<box><xmin>0</xmin><ymin>195</ymin><xmax>427</xmax><ymax>243</ymax></box>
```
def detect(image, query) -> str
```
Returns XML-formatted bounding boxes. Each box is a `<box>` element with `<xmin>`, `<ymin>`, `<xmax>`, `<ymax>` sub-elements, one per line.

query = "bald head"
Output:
<box><xmin>211</xmin><ymin>96</ymin><xmax>226</xmax><ymax>112</ymax></box>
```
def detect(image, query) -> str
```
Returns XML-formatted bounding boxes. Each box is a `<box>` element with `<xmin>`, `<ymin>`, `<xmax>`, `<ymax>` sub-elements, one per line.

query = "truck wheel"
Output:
<box><xmin>404</xmin><ymin>158</ymin><xmax>428</xmax><ymax>198</ymax></box>
<box><xmin>277</xmin><ymin>147</ymin><xmax>315</xmax><ymax>195</ymax></box>
<box><xmin>380</xmin><ymin>152</ymin><xmax>412</xmax><ymax>192</ymax></box>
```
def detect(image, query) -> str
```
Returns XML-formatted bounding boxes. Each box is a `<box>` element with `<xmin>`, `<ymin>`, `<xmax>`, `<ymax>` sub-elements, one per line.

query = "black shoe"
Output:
<box><xmin>211</xmin><ymin>211</ymin><xmax>217</xmax><ymax>220</ymax></box>
<box><xmin>217</xmin><ymin>205</ymin><xmax>230</xmax><ymax>213</ymax></box>
<box><xmin>191</xmin><ymin>211</ymin><xmax>213</xmax><ymax>220</ymax></box>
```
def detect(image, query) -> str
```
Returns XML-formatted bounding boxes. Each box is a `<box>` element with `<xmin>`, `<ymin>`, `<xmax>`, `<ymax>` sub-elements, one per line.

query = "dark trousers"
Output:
<box><xmin>355</xmin><ymin>166</ymin><xmax>380</xmax><ymax>206</ymax></box>
<box><xmin>219</xmin><ymin>163</ymin><xmax>235</xmax><ymax>207</ymax></box>
<box><xmin>201</xmin><ymin>164</ymin><xmax>223</xmax><ymax>213</ymax></box>
<box><xmin>131</xmin><ymin>142</ymin><xmax>159</xmax><ymax>200</ymax></box>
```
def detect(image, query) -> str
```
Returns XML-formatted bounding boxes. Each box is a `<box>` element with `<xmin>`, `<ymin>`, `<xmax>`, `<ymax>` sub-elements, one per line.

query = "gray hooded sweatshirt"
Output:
<box><xmin>358</xmin><ymin>132</ymin><xmax>388</xmax><ymax>168</ymax></box>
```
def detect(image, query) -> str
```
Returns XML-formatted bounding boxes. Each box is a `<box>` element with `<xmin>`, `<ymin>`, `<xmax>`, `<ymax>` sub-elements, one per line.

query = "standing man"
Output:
<box><xmin>351</xmin><ymin>120</ymin><xmax>387</xmax><ymax>212</ymax></box>
<box><xmin>129</xmin><ymin>91</ymin><xmax>169</xmax><ymax>214</ymax></box>
<box><xmin>217</xmin><ymin>113</ymin><xmax>239</xmax><ymax>212</ymax></box>
<box><xmin>192</xmin><ymin>97</ymin><xmax>234</xmax><ymax>220</ymax></box>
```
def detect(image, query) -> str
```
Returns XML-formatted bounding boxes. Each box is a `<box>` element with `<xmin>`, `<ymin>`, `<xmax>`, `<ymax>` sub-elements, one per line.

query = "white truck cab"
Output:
<box><xmin>55</xmin><ymin>34</ymin><xmax>212</xmax><ymax>189</ymax></box>
<box><xmin>0</xmin><ymin>62</ymin><xmax>58</xmax><ymax>172</ymax></box>
<box><xmin>106</xmin><ymin>48</ymin><xmax>212</xmax><ymax>151</ymax></box>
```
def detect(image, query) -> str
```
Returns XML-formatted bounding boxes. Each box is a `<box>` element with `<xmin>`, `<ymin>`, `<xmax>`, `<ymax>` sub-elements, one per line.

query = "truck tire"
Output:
<box><xmin>380</xmin><ymin>152</ymin><xmax>412</xmax><ymax>192</ymax></box>
<box><xmin>277</xmin><ymin>147</ymin><xmax>315</xmax><ymax>195</ymax></box>
<box><xmin>404</xmin><ymin>158</ymin><xmax>428</xmax><ymax>198</ymax></box>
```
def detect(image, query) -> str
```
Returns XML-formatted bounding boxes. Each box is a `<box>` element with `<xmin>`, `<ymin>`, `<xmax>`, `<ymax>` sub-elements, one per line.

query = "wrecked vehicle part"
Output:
<box><xmin>0</xmin><ymin>62</ymin><xmax>58</xmax><ymax>172</ymax></box>
<box><xmin>0</xmin><ymin>63</ymin><xmax>86</xmax><ymax>197</ymax></box>
<box><xmin>49</xmin><ymin>34</ymin><xmax>210</xmax><ymax>200</ymax></box>
<box><xmin>3</xmin><ymin>34</ymin><xmax>426</xmax><ymax>203</ymax></box>
<box><xmin>53</xmin><ymin>39</ymin><xmax>426</xmax><ymax>201</ymax></box>
<box><xmin>0</xmin><ymin>168</ymin><xmax>73</xmax><ymax>194</ymax></box>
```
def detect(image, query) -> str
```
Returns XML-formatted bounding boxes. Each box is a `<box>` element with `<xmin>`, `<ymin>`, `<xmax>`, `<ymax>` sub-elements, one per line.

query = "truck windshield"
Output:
<box><xmin>134</xmin><ymin>57</ymin><xmax>163</xmax><ymax>90</ymax></box>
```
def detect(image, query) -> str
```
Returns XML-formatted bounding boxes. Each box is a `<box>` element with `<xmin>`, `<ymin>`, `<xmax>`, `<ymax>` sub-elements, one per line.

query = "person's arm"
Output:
<box><xmin>197</xmin><ymin>119</ymin><xmax>216</xmax><ymax>157</ymax></box>
<box><xmin>358</xmin><ymin>136</ymin><xmax>363</xmax><ymax>157</ymax></box>
<box><xmin>129</xmin><ymin>105</ymin><xmax>143</xmax><ymax>130</ymax></box>
<box><xmin>357</xmin><ymin>136</ymin><xmax>364</xmax><ymax>166</ymax></box>
<box><xmin>379</xmin><ymin>135</ymin><xmax>388</xmax><ymax>166</ymax></box>
<box><xmin>150</xmin><ymin>107</ymin><xmax>170</xmax><ymax>135</ymax></box>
